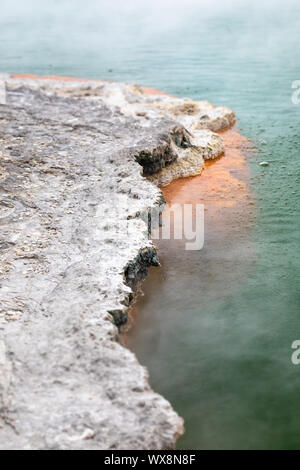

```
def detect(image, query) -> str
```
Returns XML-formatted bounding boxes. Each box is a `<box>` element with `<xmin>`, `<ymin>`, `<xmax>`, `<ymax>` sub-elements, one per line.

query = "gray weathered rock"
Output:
<box><xmin>0</xmin><ymin>77</ymin><xmax>235</xmax><ymax>449</ymax></box>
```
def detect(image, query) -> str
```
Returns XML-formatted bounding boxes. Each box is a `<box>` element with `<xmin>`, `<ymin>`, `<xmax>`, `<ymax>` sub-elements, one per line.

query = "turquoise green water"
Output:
<box><xmin>1</xmin><ymin>0</ymin><xmax>300</xmax><ymax>449</ymax></box>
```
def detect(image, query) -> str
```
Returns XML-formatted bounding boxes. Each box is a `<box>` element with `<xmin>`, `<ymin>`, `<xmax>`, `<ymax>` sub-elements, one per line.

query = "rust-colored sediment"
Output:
<box><xmin>11</xmin><ymin>74</ymin><xmax>92</xmax><ymax>82</ymax></box>
<box><xmin>124</xmin><ymin>127</ymin><xmax>254</xmax><ymax>336</ymax></box>
<box><xmin>11</xmin><ymin>73</ymin><xmax>169</xmax><ymax>96</ymax></box>
<box><xmin>162</xmin><ymin>127</ymin><xmax>253</xmax><ymax>222</ymax></box>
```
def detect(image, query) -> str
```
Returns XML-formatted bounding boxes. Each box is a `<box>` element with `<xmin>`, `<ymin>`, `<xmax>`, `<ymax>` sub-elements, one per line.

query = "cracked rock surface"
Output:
<box><xmin>0</xmin><ymin>77</ymin><xmax>235</xmax><ymax>449</ymax></box>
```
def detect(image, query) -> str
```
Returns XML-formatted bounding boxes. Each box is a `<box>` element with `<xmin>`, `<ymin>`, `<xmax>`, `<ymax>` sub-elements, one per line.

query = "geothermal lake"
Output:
<box><xmin>1</xmin><ymin>0</ymin><xmax>300</xmax><ymax>449</ymax></box>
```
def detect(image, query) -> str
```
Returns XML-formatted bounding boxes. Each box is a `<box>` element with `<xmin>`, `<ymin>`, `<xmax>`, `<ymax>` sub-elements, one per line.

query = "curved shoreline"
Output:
<box><xmin>124</xmin><ymin>127</ymin><xmax>253</xmax><ymax>332</ymax></box>
<box><xmin>0</xmin><ymin>74</ymin><xmax>245</xmax><ymax>449</ymax></box>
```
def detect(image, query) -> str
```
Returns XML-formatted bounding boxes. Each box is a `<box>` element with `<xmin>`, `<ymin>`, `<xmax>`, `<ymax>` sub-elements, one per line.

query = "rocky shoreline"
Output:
<box><xmin>0</xmin><ymin>75</ymin><xmax>235</xmax><ymax>449</ymax></box>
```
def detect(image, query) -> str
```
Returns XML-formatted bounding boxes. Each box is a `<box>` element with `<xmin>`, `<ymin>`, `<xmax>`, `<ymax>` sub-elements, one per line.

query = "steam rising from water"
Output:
<box><xmin>1</xmin><ymin>0</ymin><xmax>300</xmax><ymax>450</ymax></box>
<box><xmin>1</xmin><ymin>0</ymin><xmax>299</xmax><ymax>80</ymax></box>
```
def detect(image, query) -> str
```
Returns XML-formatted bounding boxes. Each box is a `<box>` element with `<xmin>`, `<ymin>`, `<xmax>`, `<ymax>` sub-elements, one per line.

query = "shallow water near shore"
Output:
<box><xmin>1</xmin><ymin>0</ymin><xmax>300</xmax><ymax>449</ymax></box>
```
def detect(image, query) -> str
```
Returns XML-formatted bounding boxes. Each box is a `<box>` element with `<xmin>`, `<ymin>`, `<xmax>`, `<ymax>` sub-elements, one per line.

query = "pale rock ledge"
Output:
<box><xmin>0</xmin><ymin>76</ymin><xmax>235</xmax><ymax>449</ymax></box>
